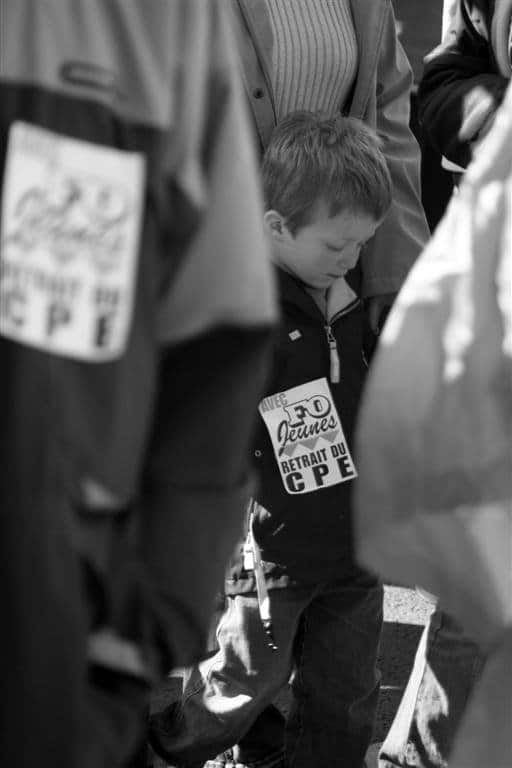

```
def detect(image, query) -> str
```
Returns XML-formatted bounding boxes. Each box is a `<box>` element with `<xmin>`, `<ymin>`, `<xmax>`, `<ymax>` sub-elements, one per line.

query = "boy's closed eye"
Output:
<box><xmin>325</xmin><ymin>238</ymin><xmax>369</xmax><ymax>252</ymax></box>
<box><xmin>325</xmin><ymin>241</ymin><xmax>348</xmax><ymax>252</ymax></box>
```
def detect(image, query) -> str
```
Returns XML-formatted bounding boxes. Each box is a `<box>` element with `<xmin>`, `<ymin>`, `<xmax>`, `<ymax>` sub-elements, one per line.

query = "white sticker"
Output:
<box><xmin>0</xmin><ymin>122</ymin><xmax>145</xmax><ymax>361</ymax></box>
<box><xmin>259</xmin><ymin>377</ymin><xmax>357</xmax><ymax>495</ymax></box>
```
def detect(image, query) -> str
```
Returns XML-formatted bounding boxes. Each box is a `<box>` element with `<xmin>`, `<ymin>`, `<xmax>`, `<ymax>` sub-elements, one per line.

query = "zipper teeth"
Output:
<box><xmin>325</xmin><ymin>324</ymin><xmax>336</xmax><ymax>340</ymax></box>
<box><xmin>329</xmin><ymin>297</ymin><xmax>361</xmax><ymax>326</ymax></box>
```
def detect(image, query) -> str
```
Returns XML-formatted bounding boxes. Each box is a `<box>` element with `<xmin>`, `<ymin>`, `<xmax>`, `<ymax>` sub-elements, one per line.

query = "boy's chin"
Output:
<box><xmin>316</xmin><ymin>274</ymin><xmax>345</xmax><ymax>288</ymax></box>
<box><xmin>305</xmin><ymin>278</ymin><xmax>331</xmax><ymax>290</ymax></box>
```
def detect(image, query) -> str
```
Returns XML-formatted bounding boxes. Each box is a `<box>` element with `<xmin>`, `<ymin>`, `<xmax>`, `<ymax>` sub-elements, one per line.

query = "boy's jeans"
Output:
<box><xmin>150</xmin><ymin>570</ymin><xmax>383</xmax><ymax>768</ymax></box>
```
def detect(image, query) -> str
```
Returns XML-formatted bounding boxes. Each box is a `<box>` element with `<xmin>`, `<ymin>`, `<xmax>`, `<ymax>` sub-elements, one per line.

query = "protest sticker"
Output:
<box><xmin>259</xmin><ymin>377</ymin><xmax>357</xmax><ymax>495</ymax></box>
<box><xmin>0</xmin><ymin>121</ymin><xmax>145</xmax><ymax>361</ymax></box>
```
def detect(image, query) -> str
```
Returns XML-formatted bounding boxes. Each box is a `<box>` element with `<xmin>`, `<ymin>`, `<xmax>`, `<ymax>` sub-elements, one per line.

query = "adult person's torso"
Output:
<box><xmin>264</xmin><ymin>0</ymin><xmax>358</xmax><ymax>118</ymax></box>
<box><xmin>231</xmin><ymin>0</ymin><xmax>392</xmax><ymax>147</ymax></box>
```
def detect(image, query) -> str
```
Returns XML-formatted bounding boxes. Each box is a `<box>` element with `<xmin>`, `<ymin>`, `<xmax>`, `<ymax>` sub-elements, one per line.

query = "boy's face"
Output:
<box><xmin>267</xmin><ymin>202</ymin><xmax>382</xmax><ymax>290</ymax></box>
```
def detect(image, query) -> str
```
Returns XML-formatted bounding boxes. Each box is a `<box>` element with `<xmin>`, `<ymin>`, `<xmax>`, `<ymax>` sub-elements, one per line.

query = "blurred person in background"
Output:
<box><xmin>419</xmin><ymin>0</ymin><xmax>512</xmax><ymax>169</ymax></box>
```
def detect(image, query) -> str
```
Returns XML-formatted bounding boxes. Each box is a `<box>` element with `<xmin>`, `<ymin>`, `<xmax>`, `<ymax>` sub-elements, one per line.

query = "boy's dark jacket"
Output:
<box><xmin>418</xmin><ymin>0</ymin><xmax>511</xmax><ymax>168</ymax></box>
<box><xmin>227</xmin><ymin>268</ymin><xmax>367</xmax><ymax>593</ymax></box>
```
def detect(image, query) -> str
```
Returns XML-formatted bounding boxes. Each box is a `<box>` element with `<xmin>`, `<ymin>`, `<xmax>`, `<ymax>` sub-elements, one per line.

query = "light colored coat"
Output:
<box><xmin>231</xmin><ymin>0</ymin><xmax>431</xmax><ymax>298</ymax></box>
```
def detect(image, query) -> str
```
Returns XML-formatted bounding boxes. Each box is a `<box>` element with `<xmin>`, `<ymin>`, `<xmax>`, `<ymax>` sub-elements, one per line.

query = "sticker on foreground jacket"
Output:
<box><xmin>0</xmin><ymin>122</ymin><xmax>145</xmax><ymax>361</ymax></box>
<box><xmin>259</xmin><ymin>377</ymin><xmax>357</xmax><ymax>494</ymax></box>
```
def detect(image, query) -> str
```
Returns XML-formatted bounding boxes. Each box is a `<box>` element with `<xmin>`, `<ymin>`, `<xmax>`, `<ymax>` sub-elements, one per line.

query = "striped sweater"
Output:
<box><xmin>265</xmin><ymin>0</ymin><xmax>358</xmax><ymax>117</ymax></box>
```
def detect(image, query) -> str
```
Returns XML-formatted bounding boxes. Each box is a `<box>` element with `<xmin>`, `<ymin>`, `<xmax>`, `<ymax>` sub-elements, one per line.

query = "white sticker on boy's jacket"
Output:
<box><xmin>259</xmin><ymin>377</ymin><xmax>357</xmax><ymax>495</ymax></box>
<box><xmin>0</xmin><ymin>122</ymin><xmax>145</xmax><ymax>361</ymax></box>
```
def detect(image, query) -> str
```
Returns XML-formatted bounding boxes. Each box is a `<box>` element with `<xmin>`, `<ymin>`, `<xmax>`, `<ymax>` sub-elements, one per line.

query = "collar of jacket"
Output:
<box><xmin>276</xmin><ymin>267</ymin><xmax>323</xmax><ymax>323</ymax></box>
<box><xmin>232</xmin><ymin>0</ymin><xmax>390</xmax><ymax>148</ymax></box>
<box><xmin>275</xmin><ymin>267</ymin><xmax>359</xmax><ymax>324</ymax></box>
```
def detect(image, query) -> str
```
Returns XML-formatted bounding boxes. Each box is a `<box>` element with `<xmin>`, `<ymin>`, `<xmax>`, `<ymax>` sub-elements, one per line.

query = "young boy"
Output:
<box><xmin>149</xmin><ymin>112</ymin><xmax>393</xmax><ymax>768</ymax></box>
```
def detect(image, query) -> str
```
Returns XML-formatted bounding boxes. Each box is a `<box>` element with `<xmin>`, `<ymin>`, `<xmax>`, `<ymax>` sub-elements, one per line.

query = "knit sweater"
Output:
<box><xmin>265</xmin><ymin>0</ymin><xmax>358</xmax><ymax>117</ymax></box>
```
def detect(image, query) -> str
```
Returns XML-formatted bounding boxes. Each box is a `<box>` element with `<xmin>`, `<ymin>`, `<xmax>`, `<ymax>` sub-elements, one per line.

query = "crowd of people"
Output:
<box><xmin>0</xmin><ymin>2</ymin><xmax>510</xmax><ymax>768</ymax></box>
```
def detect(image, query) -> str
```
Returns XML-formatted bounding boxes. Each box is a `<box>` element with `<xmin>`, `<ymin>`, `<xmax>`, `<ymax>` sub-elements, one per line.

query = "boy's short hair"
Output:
<box><xmin>262</xmin><ymin>111</ymin><xmax>392</xmax><ymax>234</ymax></box>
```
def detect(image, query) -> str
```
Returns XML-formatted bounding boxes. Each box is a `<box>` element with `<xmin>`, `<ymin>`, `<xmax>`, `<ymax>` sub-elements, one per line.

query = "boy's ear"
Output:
<box><xmin>263</xmin><ymin>210</ymin><xmax>291</xmax><ymax>240</ymax></box>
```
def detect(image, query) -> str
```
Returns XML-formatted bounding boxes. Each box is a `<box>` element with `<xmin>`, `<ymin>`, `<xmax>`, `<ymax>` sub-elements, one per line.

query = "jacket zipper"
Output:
<box><xmin>329</xmin><ymin>297</ymin><xmax>361</xmax><ymax>325</ymax></box>
<box><xmin>324</xmin><ymin>298</ymin><xmax>361</xmax><ymax>383</ymax></box>
<box><xmin>325</xmin><ymin>324</ymin><xmax>340</xmax><ymax>383</ymax></box>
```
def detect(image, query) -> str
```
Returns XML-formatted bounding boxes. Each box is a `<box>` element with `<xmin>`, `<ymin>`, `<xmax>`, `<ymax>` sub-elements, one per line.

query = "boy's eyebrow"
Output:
<box><xmin>325</xmin><ymin>236</ymin><xmax>373</xmax><ymax>250</ymax></box>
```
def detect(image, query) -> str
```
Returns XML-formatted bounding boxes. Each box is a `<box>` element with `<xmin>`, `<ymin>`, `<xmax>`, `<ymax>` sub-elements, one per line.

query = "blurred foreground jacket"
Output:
<box><xmin>0</xmin><ymin>1</ymin><xmax>275</xmax><ymax>766</ymax></box>
<box><xmin>356</xmin><ymin>81</ymin><xmax>512</xmax><ymax>768</ymax></box>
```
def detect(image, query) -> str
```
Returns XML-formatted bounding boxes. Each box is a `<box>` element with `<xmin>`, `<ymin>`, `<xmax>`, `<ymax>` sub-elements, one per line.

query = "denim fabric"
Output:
<box><xmin>151</xmin><ymin>572</ymin><xmax>382</xmax><ymax>768</ymax></box>
<box><xmin>379</xmin><ymin>608</ymin><xmax>485</xmax><ymax>768</ymax></box>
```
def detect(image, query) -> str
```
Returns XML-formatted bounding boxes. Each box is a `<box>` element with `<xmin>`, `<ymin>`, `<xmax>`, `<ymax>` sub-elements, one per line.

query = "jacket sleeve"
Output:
<box><xmin>417</xmin><ymin>1</ymin><xmax>509</xmax><ymax>168</ymax></box>
<box><xmin>360</xmin><ymin>5</ymin><xmax>430</xmax><ymax>299</ymax></box>
<box><xmin>138</xmin><ymin>0</ymin><xmax>276</xmax><ymax>671</ymax></box>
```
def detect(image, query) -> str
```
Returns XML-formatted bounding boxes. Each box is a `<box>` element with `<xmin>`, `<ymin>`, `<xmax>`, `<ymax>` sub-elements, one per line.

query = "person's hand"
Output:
<box><xmin>365</xmin><ymin>292</ymin><xmax>396</xmax><ymax>334</ymax></box>
<box><xmin>460</xmin><ymin>86</ymin><xmax>498</xmax><ymax>157</ymax></box>
<box><xmin>470</xmin><ymin>110</ymin><xmax>498</xmax><ymax>157</ymax></box>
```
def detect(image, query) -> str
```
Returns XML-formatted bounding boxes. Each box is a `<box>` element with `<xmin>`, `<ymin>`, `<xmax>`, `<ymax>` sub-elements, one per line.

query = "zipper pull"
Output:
<box><xmin>325</xmin><ymin>325</ymin><xmax>340</xmax><ymax>383</ymax></box>
<box><xmin>243</xmin><ymin>507</ymin><xmax>255</xmax><ymax>571</ymax></box>
<box><xmin>243</xmin><ymin>534</ymin><xmax>255</xmax><ymax>571</ymax></box>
